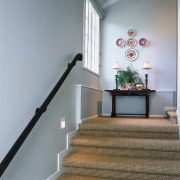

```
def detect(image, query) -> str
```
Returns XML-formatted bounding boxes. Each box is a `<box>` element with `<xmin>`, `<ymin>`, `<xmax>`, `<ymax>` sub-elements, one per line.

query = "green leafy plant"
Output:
<box><xmin>116</xmin><ymin>65</ymin><xmax>140</xmax><ymax>85</ymax></box>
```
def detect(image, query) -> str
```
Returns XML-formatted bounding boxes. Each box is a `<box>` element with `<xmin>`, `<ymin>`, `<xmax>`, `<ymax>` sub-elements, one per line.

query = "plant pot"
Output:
<box><xmin>136</xmin><ymin>84</ymin><xmax>144</xmax><ymax>90</ymax></box>
<box><xmin>120</xmin><ymin>83</ymin><xmax>129</xmax><ymax>90</ymax></box>
<box><xmin>129</xmin><ymin>83</ymin><xmax>136</xmax><ymax>90</ymax></box>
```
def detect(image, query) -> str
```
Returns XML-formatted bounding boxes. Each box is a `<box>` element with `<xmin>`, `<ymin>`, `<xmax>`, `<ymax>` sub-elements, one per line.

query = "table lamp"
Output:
<box><xmin>142</xmin><ymin>62</ymin><xmax>152</xmax><ymax>90</ymax></box>
<box><xmin>112</xmin><ymin>62</ymin><xmax>121</xmax><ymax>89</ymax></box>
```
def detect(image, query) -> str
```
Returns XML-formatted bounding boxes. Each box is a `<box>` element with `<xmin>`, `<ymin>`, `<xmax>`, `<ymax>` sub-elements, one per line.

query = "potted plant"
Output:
<box><xmin>135</xmin><ymin>77</ymin><xmax>144</xmax><ymax>90</ymax></box>
<box><xmin>116</xmin><ymin>65</ymin><xmax>141</xmax><ymax>90</ymax></box>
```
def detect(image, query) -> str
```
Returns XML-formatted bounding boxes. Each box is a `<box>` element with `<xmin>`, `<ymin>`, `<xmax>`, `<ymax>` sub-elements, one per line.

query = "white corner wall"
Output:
<box><xmin>0</xmin><ymin>0</ymin><xmax>101</xmax><ymax>179</ymax></box>
<box><xmin>101</xmin><ymin>0</ymin><xmax>177</xmax><ymax>116</ymax></box>
<box><xmin>178</xmin><ymin>0</ymin><xmax>180</xmax><ymax>125</ymax></box>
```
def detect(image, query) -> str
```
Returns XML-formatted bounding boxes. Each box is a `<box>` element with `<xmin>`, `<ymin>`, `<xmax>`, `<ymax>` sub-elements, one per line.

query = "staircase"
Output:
<box><xmin>57</xmin><ymin>117</ymin><xmax>180</xmax><ymax>180</ymax></box>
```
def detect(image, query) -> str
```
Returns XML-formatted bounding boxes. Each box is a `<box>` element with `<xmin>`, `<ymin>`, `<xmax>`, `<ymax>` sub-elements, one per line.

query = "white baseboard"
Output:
<box><xmin>67</xmin><ymin>130</ymin><xmax>78</xmax><ymax>149</ymax></box>
<box><xmin>100</xmin><ymin>114</ymin><xmax>111</xmax><ymax>117</ymax></box>
<box><xmin>101</xmin><ymin>114</ymin><xmax>165</xmax><ymax>118</ymax></box>
<box><xmin>46</xmin><ymin>149</ymin><xmax>69</xmax><ymax>180</ymax></box>
<box><xmin>176</xmin><ymin>109</ymin><xmax>180</xmax><ymax>139</ymax></box>
<box><xmin>46</xmin><ymin>130</ymin><xmax>78</xmax><ymax>180</ymax></box>
<box><xmin>149</xmin><ymin>115</ymin><xmax>166</xmax><ymax>118</ymax></box>
<box><xmin>165</xmin><ymin>107</ymin><xmax>177</xmax><ymax>112</ymax></box>
<box><xmin>79</xmin><ymin>115</ymin><xmax>98</xmax><ymax>124</ymax></box>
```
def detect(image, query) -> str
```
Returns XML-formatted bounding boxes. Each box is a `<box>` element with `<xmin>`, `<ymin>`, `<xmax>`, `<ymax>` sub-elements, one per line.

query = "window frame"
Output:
<box><xmin>83</xmin><ymin>0</ymin><xmax>100</xmax><ymax>75</ymax></box>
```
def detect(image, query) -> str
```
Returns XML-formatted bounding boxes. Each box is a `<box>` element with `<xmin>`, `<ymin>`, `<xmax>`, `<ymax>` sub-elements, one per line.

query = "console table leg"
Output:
<box><xmin>146</xmin><ymin>95</ymin><xmax>149</xmax><ymax>118</ymax></box>
<box><xmin>111</xmin><ymin>95</ymin><xmax>116</xmax><ymax>117</ymax></box>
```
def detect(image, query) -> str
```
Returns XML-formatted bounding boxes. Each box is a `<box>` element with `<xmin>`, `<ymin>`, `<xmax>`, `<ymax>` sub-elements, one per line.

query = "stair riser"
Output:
<box><xmin>64</xmin><ymin>167</ymin><xmax>180</xmax><ymax>180</ymax></box>
<box><xmin>71</xmin><ymin>146</ymin><xmax>180</xmax><ymax>160</ymax></box>
<box><xmin>170</xmin><ymin>117</ymin><xmax>178</xmax><ymax>124</ymax></box>
<box><xmin>79</xmin><ymin>130</ymin><xmax>179</xmax><ymax>139</ymax></box>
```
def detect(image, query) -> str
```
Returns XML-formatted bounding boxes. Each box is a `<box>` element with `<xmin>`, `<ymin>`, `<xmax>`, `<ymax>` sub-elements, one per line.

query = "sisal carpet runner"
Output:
<box><xmin>57</xmin><ymin>117</ymin><xmax>180</xmax><ymax>180</ymax></box>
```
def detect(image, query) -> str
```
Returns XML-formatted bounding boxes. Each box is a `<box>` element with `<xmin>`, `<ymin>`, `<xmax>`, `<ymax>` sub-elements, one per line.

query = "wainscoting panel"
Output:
<box><xmin>76</xmin><ymin>85</ymin><xmax>102</xmax><ymax>125</ymax></box>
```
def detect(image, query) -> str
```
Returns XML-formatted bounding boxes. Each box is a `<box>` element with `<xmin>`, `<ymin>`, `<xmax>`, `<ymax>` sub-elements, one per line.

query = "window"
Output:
<box><xmin>84</xmin><ymin>0</ymin><xmax>100</xmax><ymax>75</ymax></box>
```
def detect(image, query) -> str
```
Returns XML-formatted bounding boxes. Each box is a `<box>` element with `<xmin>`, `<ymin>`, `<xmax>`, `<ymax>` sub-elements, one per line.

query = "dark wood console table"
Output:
<box><xmin>105</xmin><ymin>89</ymin><xmax>156</xmax><ymax>118</ymax></box>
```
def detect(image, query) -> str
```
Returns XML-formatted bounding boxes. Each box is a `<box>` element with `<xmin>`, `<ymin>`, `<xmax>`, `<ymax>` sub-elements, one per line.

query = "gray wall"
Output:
<box><xmin>100</xmin><ymin>0</ymin><xmax>177</xmax><ymax>116</ymax></box>
<box><xmin>0</xmin><ymin>0</ymin><xmax>101</xmax><ymax>179</ymax></box>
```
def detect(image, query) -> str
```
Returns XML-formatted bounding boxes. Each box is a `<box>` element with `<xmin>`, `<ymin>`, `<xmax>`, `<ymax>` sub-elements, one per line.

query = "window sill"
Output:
<box><xmin>83</xmin><ymin>67</ymin><xmax>100</xmax><ymax>77</ymax></box>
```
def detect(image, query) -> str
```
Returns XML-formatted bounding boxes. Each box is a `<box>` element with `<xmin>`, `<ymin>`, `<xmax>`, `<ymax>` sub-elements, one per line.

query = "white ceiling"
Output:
<box><xmin>97</xmin><ymin>0</ymin><xmax>120</xmax><ymax>9</ymax></box>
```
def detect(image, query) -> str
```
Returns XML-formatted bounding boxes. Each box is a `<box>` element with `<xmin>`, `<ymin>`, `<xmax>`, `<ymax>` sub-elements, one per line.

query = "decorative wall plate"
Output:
<box><xmin>139</xmin><ymin>38</ymin><xmax>148</xmax><ymax>47</ymax></box>
<box><xmin>127</xmin><ymin>38</ymin><xmax>137</xmax><ymax>47</ymax></box>
<box><xmin>116</xmin><ymin>38</ymin><xmax>126</xmax><ymax>47</ymax></box>
<box><xmin>125</xmin><ymin>48</ymin><xmax>138</xmax><ymax>61</ymax></box>
<box><xmin>128</xmin><ymin>29</ymin><xmax>137</xmax><ymax>37</ymax></box>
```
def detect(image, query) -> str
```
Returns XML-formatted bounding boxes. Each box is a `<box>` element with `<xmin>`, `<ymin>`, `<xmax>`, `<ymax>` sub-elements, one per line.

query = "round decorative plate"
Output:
<box><xmin>116</xmin><ymin>38</ymin><xmax>126</xmax><ymax>47</ymax></box>
<box><xmin>127</xmin><ymin>38</ymin><xmax>137</xmax><ymax>47</ymax></box>
<box><xmin>125</xmin><ymin>48</ymin><xmax>138</xmax><ymax>61</ymax></box>
<box><xmin>128</xmin><ymin>29</ymin><xmax>137</xmax><ymax>37</ymax></box>
<box><xmin>139</xmin><ymin>38</ymin><xmax>148</xmax><ymax>47</ymax></box>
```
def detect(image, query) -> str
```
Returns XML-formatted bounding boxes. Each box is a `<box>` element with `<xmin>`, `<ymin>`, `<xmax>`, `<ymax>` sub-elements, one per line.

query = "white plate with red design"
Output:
<box><xmin>127</xmin><ymin>29</ymin><xmax>137</xmax><ymax>37</ymax></box>
<box><xmin>127</xmin><ymin>38</ymin><xmax>137</xmax><ymax>47</ymax></box>
<box><xmin>125</xmin><ymin>48</ymin><xmax>138</xmax><ymax>61</ymax></box>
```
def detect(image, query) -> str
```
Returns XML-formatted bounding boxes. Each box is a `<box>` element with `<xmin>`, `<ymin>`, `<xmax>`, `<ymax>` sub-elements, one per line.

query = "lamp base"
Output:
<box><xmin>115</xmin><ymin>74</ymin><xmax>118</xmax><ymax>90</ymax></box>
<box><xmin>145</xmin><ymin>74</ymin><xmax>148</xmax><ymax>90</ymax></box>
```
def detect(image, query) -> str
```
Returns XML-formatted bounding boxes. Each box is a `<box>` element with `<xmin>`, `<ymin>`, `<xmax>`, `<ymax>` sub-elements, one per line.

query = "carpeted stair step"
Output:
<box><xmin>79</xmin><ymin>117</ymin><xmax>179</xmax><ymax>139</ymax></box>
<box><xmin>71</xmin><ymin>135</ymin><xmax>180</xmax><ymax>159</ymax></box>
<box><xmin>57</xmin><ymin>175</ymin><xmax>115</xmax><ymax>180</ymax></box>
<box><xmin>63</xmin><ymin>152</ymin><xmax>180</xmax><ymax>179</ymax></box>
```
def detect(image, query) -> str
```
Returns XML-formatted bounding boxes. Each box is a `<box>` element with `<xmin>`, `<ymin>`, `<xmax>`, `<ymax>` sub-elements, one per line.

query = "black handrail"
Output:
<box><xmin>0</xmin><ymin>53</ymin><xmax>83</xmax><ymax>177</ymax></box>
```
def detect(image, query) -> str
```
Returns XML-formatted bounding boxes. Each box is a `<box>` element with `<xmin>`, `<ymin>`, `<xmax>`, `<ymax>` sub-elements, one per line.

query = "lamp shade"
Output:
<box><xmin>143</xmin><ymin>62</ymin><xmax>152</xmax><ymax>69</ymax></box>
<box><xmin>112</xmin><ymin>62</ymin><xmax>121</xmax><ymax>69</ymax></box>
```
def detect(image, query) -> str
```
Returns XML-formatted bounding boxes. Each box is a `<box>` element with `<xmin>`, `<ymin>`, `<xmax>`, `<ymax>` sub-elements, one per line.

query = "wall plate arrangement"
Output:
<box><xmin>126</xmin><ymin>28</ymin><xmax>138</xmax><ymax>61</ymax></box>
<box><xmin>116</xmin><ymin>28</ymin><xmax>150</xmax><ymax>61</ymax></box>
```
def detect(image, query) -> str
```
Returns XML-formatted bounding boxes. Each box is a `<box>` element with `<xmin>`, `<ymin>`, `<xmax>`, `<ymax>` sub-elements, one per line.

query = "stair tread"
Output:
<box><xmin>71</xmin><ymin>135</ymin><xmax>180</xmax><ymax>151</ymax></box>
<box><xmin>64</xmin><ymin>152</ymin><xmax>180</xmax><ymax>176</ymax></box>
<box><xmin>57</xmin><ymin>175</ymin><xmax>115</xmax><ymax>180</ymax></box>
<box><xmin>79</xmin><ymin>117</ymin><xmax>179</xmax><ymax>133</ymax></box>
